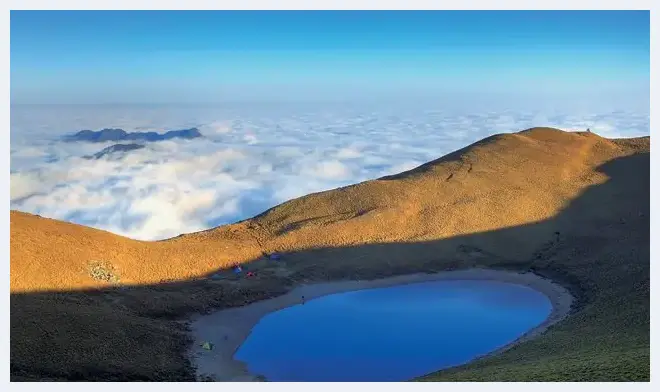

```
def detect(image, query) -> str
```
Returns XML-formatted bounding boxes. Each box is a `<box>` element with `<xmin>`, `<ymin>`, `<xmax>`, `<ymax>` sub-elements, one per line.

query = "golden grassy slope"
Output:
<box><xmin>11</xmin><ymin>128</ymin><xmax>639</xmax><ymax>291</ymax></box>
<box><xmin>10</xmin><ymin>209</ymin><xmax>263</xmax><ymax>292</ymax></box>
<box><xmin>10</xmin><ymin>127</ymin><xmax>650</xmax><ymax>381</ymax></box>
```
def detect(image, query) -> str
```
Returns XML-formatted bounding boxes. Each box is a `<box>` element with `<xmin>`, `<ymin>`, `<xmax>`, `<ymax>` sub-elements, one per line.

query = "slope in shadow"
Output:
<box><xmin>10</xmin><ymin>150</ymin><xmax>649</xmax><ymax>381</ymax></box>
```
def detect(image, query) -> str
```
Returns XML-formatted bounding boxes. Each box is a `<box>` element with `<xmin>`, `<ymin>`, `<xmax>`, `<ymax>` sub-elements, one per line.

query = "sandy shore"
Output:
<box><xmin>187</xmin><ymin>268</ymin><xmax>574</xmax><ymax>381</ymax></box>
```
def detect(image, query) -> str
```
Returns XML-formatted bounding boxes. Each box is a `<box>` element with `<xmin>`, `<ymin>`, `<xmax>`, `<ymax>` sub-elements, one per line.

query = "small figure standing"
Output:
<box><xmin>301</xmin><ymin>295</ymin><xmax>306</xmax><ymax>305</ymax></box>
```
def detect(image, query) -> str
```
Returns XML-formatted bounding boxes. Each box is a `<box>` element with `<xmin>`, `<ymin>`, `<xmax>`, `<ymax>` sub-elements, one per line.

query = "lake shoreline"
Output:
<box><xmin>187</xmin><ymin>268</ymin><xmax>574</xmax><ymax>382</ymax></box>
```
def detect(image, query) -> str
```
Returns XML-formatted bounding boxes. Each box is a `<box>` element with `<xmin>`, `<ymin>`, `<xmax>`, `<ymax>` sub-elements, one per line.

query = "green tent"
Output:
<box><xmin>201</xmin><ymin>341</ymin><xmax>213</xmax><ymax>350</ymax></box>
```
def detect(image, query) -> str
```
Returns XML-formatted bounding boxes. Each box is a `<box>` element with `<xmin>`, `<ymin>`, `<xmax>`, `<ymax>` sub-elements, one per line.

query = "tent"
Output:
<box><xmin>233</xmin><ymin>265</ymin><xmax>243</xmax><ymax>274</ymax></box>
<box><xmin>268</xmin><ymin>253</ymin><xmax>281</xmax><ymax>261</ymax></box>
<box><xmin>201</xmin><ymin>341</ymin><xmax>214</xmax><ymax>350</ymax></box>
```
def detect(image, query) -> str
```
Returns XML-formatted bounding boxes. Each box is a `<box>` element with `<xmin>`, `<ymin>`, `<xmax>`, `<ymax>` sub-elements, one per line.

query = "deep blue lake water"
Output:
<box><xmin>234</xmin><ymin>280</ymin><xmax>552</xmax><ymax>382</ymax></box>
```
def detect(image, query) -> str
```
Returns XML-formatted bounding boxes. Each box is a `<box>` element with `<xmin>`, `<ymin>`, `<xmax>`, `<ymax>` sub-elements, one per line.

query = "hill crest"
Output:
<box><xmin>10</xmin><ymin>127</ymin><xmax>649</xmax><ymax>292</ymax></box>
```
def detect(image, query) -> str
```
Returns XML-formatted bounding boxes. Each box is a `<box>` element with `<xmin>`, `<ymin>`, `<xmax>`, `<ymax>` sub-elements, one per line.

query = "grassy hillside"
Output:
<box><xmin>10</xmin><ymin>127</ymin><xmax>649</xmax><ymax>381</ymax></box>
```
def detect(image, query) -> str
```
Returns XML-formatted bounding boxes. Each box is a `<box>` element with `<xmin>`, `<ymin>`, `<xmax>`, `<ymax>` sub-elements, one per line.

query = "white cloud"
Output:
<box><xmin>9</xmin><ymin>103</ymin><xmax>650</xmax><ymax>240</ymax></box>
<box><xmin>10</xmin><ymin>172</ymin><xmax>44</xmax><ymax>200</ymax></box>
<box><xmin>336</xmin><ymin>146</ymin><xmax>362</xmax><ymax>159</ymax></box>
<box><xmin>244</xmin><ymin>132</ymin><xmax>259</xmax><ymax>144</ymax></box>
<box><xmin>200</xmin><ymin>120</ymin><xmax>233</xmax><ymax>135</ymax></box>
<box><xmin>305</xmin><ymin>160</ymin><xmax>351</xmax><ymax>180</ymax></box>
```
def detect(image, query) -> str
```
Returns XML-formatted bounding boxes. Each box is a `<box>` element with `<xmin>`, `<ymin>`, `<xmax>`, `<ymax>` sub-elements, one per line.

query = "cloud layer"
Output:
<box><xmin>10</xmin><ymin>103</ymin><xmax>650</xmax><ymax>241</ymax></box>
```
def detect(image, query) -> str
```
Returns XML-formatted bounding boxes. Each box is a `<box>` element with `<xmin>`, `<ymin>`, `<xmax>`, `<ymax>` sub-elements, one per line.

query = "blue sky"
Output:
<box><xmin>10</xmin><ymin>11</ymin><xmax>650</xmax><ymax>104</ymax></box>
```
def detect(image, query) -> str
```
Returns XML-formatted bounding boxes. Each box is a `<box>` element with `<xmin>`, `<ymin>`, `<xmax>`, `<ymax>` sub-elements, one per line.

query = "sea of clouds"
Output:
<box><xmin>10</xmin><ymin>101</ymin><xmax>650</xmax><ymax>241</ymax></box>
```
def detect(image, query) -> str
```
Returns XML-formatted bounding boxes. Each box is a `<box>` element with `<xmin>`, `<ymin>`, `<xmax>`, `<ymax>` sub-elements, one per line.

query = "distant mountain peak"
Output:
<box><xmin>84</xmin><ymin>143</ymin><xmax>145</xmax><ymax>160</ymax></box>
<box><xmin>64</xmin><ymin>127</ymin><xmax>202</xmax><ymax>143</ymax></box>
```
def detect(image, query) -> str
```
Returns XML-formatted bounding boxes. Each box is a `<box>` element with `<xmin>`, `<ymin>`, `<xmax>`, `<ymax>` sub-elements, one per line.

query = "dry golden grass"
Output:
<box><xmin>10</xmin><ymin>127</ymin><xmax>649</xmax><ymax>381</ymax></box>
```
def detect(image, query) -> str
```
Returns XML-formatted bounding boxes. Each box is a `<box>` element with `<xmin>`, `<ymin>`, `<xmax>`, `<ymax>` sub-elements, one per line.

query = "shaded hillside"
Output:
<box><xmin>10</xmin><ymin>127</ymin><xmax>650</xmax><ymax>381</ymax></box>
